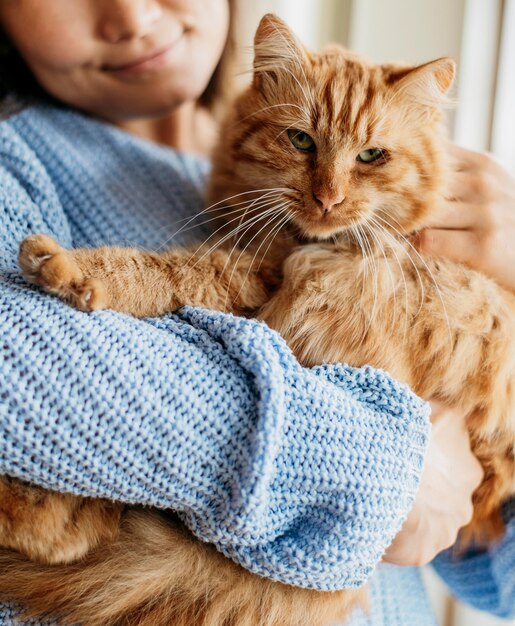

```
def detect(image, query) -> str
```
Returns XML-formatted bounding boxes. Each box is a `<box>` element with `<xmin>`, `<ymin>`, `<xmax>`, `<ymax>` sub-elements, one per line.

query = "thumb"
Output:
<box><xmin>417</xmin><ymin>229</ymin><xmax>478</xmax><ymax>267</ymax></box>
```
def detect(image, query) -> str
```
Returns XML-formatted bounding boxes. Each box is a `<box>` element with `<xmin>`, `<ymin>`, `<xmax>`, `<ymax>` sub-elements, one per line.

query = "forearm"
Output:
<box><xmin>1</xmin><ymin>277</ymin><xmax>430</xmax><ymax>590</ymax></box>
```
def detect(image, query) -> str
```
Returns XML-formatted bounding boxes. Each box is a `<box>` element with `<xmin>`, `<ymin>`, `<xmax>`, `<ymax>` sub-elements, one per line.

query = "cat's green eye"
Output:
<box><xmin>357</xmin><ymin>148</ymin><xmax>385</xmax><ymax>164</ymax></box>
<box><xmin>288</xmin><ymin>129</ymin><xmax>315</xmax><ymax>152</ymax></box>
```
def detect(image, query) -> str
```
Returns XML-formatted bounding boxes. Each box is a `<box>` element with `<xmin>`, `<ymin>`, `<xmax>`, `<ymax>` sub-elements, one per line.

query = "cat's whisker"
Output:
<box><xmin>375</xmin><ymin>213</ymin><xmax>453</xmax><ymax>345</ymax></box>
<box><xmin>376</xmin><ymin>225</ymin><xmax>411</xmax><ymax>334</ymax></box>
<box><xmin>363</xmin><ymin>221</ymin><xmax>399</xmax><ymax>329</ymax></box>
<box><xmin>371</xmin><ymin>214</ymin><xmax>426</xmax><ymax>304</ymax></box>
<box><xmin>226</xmin><ymin>193</ymin><xmax>289</xmax><ymax>261</ymax></box>
<box><xmin>189</xmin><ymin>202</ymin><xmax>290</xmax><ymax>271</ymax></box>
<box><xmin>365</xmin><ymin>217</ymin><xmax>410</xmax><ymax>336</ymax></box>
<box><xmin>373</xmin><ymin>213</ymin><xmax>428</xmax><ymax>310</ymax></box>
<box><xmin>182</xmin><ymin>199</ymin><xmax>290</xmax><ymax>265</ymax></box>
<box><xmin>186</xmin><ymin>214</ymin><xmax>271</xmax><ymax>270</ymax></box>
<box><xmin>236</xmin><ymin>102</ymin><xmax>308</xmax><ymax>126</ymax></box>
<box><xmin>270</xmin><ymin>24</ymin><xmax>317</xmax><ymax>113</ymax></box>
<box><xmin>218</xmin><ymin>205</ymin><xmax>281</xmax><ymax>291</ymax></box>
<box><xmin>219</xmin><ymin>199</ymin><xmax>290</xmax><ymax>268</ymax></box>
<box><xmin>160</xmin><ymin>193</ymin><xmax>289</xmax><ymax>251</ymax></box>
<box><xmin>356</xmin><ymin>224</ymin><xmax>380</xmax><ymax>344</ymax></box>
<box><xmin>350</xmin><ymin>224</ymin><xmax>373</xmax><ymax>348</ymax></box>
<box><xmin>154</xmin><ymin>197</ymin><xmax>268</xmax><ymax>243</ymax></box>
<box><xmin>171</xmin><ymin>189</ymin><xmax>287</xmax><ymax>225</ymax></box>
<box><xmin>170</xmin><ymin>193</ymin><xmax>289</xmax><ymax>240</ymax></box>
<box><xmin>346</xmin><ymin>219</ymin><xmax>378</xmax><ymax>348</ymax></box>
<box><xmin>255</xmin><ymin>209</ymin><xmax>295</xmax><ymax>275</ymax></box>
<box><xmin>229</xmin><ymin>209</ymin><xmax>294</xmax><ymax>309</ymax></box>
<box><xmin>253</xmin><ymin>62</ymin><xmax>313</xmax><ymax>126</ymax></box>
<box><xmin>350</xmin><ymin>222</ymin><xmax>368</xmax><ymax>265</ymax></box>
<box><xmin>348</xmin><ymin>222</ymin><xmax>370</xmax><ymax>307</ymax></box>
<box><xmin>222</xmin><ymin>204</ymin><xmax>292</xmax><ymax>310</ymax></box>
<box><xmin>225</xmin><ymin>204</ymin><xmax>292</xmax><ymax>284</ymax></box>
<box><xmin>184</xmin><ymin>208</ymin><xmax>277</xmax><ymax>263</ymax></box>
<box><xmin>157</xmin><ymin>187</ymin><xmax>290</xmax><ymax>250</ymax></box>
<box><xmin>372</xmin><ymin>213</ymin><xmax>427</xmax><ymax>316</ymax></box>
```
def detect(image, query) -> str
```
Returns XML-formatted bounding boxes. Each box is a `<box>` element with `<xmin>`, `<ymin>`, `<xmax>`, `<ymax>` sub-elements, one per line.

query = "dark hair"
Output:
<box><xmin>0</xmin><ymin>0</ymin><xmax>238</xmax><ymax>119</ymax></box>
<box><xmin>0</xmin><ymin>30</ymin><xmax>47</xmax><ymax>118</ymax></box>
<box><xmin>198</xmin><ymin>0</ymin><xmax>238</xmax><ymax>118</ymax></box>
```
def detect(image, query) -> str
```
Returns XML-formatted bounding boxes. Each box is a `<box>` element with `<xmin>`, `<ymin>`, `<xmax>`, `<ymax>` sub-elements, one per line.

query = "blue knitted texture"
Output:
<box><xmin>432</xmin><ymin>500</ymin><xmax>515</xmax><ymax>619</ymax></box>
<box><xmin>0</xmin><ymin>105</ymin><xmax>512</xmax><ymax>625</ymax></box>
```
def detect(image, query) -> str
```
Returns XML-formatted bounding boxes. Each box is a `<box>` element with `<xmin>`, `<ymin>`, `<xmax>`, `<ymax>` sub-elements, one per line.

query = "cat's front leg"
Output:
<box><xmin>19</xmin><ymin>234</ymin><xmax>270</xmax><ymax>318</ymax></box>
<box><xmin>19</xmin><ymin>234</ymin><xmax>108</xmax><ymax>312</ymax></box>
<box><xmin>19</xmin><ymin>233</ymin><xmax>194</xmax><ymax>317</ymax></box>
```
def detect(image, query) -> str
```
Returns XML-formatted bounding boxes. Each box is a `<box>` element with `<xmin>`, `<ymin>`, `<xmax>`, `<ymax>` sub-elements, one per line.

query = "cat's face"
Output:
<box><xmin>225</xmin><ymin>15</ymin><xmax>454</xmax><ymax>242</ymax></box>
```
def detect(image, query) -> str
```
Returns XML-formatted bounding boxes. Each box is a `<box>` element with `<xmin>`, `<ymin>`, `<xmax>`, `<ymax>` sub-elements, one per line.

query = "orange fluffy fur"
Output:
<box><xmin>1</xmin><ymin>13</ymin><xmax>514</xmax><ymax>626</ymax></box>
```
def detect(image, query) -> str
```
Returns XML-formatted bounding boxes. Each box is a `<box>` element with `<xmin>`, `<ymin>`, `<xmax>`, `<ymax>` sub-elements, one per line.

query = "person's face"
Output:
<box><xmin>0</xmin><ymin>0</ymin><xmax>230</xmax><ymax>120</ymax></box>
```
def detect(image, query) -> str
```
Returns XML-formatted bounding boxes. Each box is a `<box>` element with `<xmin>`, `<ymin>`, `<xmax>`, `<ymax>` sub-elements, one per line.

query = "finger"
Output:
<box><xmin>443</xmin><ymin>170</ymin><xmax>484</xmax><ymax>203</ymax></box>
<box><xmin>428</xmin><ymin>400</ymin><xmax>446</xmax><ymax>423</ymax></box>
<box><xmin>417</xmin><ymin>229</ymin><xmax>479</xmax><ymax>267</ymax></box>
<box><xmin>470</xmin><ymin>457</ymin><xmax>485</xmax><ymax>488</ymax></box>
<box><xmin>428</xmin><ymin>400</ymin><xmax>465</xmax><ymax>426</ymax></box>
<box><xmin>426</xmin><ymin>200</ymin><xmax>479</xmax><ymax>229</ymax></box>
<box><xmin>447</xmin><ymin>144</ymin><xmax>479</xmax><ymax>172</ymax></box>
<box><xmin>447</xmin><ymin>143</ymin><xmax>494</xmax><ymax>174</ymax></box>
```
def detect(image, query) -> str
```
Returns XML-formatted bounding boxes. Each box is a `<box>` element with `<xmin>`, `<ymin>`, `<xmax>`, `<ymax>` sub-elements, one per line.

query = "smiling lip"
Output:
<box><xmin>103</xmin><ymin>40</ymin><xmax>179</xmax><ymax>75</ymax></box>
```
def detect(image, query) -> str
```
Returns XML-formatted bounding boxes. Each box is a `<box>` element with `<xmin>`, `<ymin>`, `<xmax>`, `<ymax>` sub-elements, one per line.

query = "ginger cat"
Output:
<box><xmin>1</xmin><ymin>13</ymin><xmax>514</xmax><ymax>626</ymax></box>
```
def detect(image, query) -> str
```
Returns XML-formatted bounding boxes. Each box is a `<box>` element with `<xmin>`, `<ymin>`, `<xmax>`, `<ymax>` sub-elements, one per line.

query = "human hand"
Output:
<box><xmin>383</xmin><ymin>401</ymin><xmax>483</xmax><ymax>566</ymax></box>
<box><xmin>417</xmin><ymin>144</ymin><xmax>515</xmax><ymax>292</ymax></box>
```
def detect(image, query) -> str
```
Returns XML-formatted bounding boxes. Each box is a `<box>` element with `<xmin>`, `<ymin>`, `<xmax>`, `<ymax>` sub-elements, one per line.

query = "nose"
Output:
<box><xmin>98</xmin><ymin>0</ymin><xmax>163</xmax><ymax>43</ymax></box>
<box><xmin>313</xmin><ymin>191</ymin><xmax>345</xmax><ymax>213</ymax></box>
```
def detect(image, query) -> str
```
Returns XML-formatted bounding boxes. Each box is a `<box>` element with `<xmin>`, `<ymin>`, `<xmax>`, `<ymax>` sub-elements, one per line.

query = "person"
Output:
<box><xmin>0</xmin><ymin>1</ymin><xmax>511</xmax><ymax>624</ymax></box>
<box><xmin>419</xmin><ymin>143</ymin><xmax>515</xmax><ymax>293</ymax></box>
<box><xmin>419</xmin><ymin>144</ymin><xmax>515</xmax><ymax>621</ymax></box>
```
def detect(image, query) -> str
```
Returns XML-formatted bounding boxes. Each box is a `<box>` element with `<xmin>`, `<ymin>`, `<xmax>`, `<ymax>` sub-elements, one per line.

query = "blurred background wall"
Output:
<box><xmin>235</xmin><ymin>0</ymin><xmax>515</xmax><ymax>175</ymax></box>
<box><xmin>234</xmin><ymin>1</ymin><xmax>515</xmax><ymax>625</ymax></box>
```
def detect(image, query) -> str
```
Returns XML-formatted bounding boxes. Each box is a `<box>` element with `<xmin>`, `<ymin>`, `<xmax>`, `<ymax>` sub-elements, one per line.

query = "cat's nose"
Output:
<box><xmin>313</xmin><ymin>192</ymin><xmax>345</xmax><ymax>213</ymax></box>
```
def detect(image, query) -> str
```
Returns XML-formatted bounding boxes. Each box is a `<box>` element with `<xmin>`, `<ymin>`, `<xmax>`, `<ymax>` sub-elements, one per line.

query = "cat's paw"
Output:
<box><xmin>19</xmin><ymin>234</ymin><xmax>106</xmax><ymax>312</ymax></box>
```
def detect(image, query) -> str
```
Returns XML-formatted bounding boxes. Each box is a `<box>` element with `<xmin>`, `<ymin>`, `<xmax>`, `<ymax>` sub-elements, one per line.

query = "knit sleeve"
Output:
<box><xmin>0</xmin><ymin>124</ymin><xmax>431</xmax><ymax>592</ymax></box>
<box><xmin>432</xmin><ymin>500</ymin><xmax>515</xmax><ymax>618</ymax></box>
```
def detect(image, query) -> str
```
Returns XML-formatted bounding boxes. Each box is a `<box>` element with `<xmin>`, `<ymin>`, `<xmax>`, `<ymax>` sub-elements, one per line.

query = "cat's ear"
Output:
<box><xmin>384</xmin><ymin>57</ymin><xmax>456</xmax><ymax>107</ymax></box>
<box><xmin>253</xmin><ymin>14</ymin><xmax>309</xmax><ymax>93</ymax></box>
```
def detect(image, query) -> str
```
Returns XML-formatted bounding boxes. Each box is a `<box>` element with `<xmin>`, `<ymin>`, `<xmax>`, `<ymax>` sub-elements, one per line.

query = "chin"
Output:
<box><xmin>161</xmin><ymin>73</ymin><xmax>210</xmax><ymax>106</ymax></box>
<box><xmin>296</xmin><ymin>221</ymin><xmax>347</xmax><ymax>241</ymax></box>
<box><xmin>297</xmin><ymin>214</ymin><xmax>362</xmax><ymax>240</ymax></box>
<box><xmin>103</xmin><ymin>80</ymin><xmax>207</xmax><ymax>121</ymax></box>
<box><xmin>100</xmin><ymin>98</ymin><xmax>188</xmax><ymax>123</ymax></box>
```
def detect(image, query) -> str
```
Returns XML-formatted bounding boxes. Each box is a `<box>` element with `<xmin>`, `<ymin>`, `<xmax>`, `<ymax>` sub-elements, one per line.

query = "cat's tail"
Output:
<box><xmin>0</xmin><ymin>508</ymin><xmax>362</xmax><ymax>626</ymax></box>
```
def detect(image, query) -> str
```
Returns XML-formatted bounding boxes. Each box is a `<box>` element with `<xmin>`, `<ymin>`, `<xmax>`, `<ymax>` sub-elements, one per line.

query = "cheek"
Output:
<box><xmin>164</xmin><ymin>0</ymin><xmax>229</xmax><ymax>33</ymax></box>
<box><xmin>2</xmin><ymin>1</ymin><xmax>94</xmax><ymax>72</ymax></box>
<box><xmin>188</xmin><ymin>4</ymin><xmax>229</xmax><ymax>80</ymax></box>
<box><xmin>164</xmin><ymin>0</ymin><xmax>229</xmax><ymax>80</ymax></box>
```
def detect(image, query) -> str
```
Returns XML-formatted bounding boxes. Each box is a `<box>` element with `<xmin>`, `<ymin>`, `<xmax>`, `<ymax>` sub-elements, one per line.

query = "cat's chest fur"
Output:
<box><xmin>259</xmin><ymin>238</ymin><xmax>515</xmax><ymax>533</ymax></box>
<box><xmin>262</xmin><ymin>241</ymin><xmax>513</xmax><ymax>411</ymax></box>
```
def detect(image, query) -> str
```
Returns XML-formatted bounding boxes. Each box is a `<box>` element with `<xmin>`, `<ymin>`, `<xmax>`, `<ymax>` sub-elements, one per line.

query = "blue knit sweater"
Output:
<box><xmin>0</xmin><ymin>105</ymin><xmax>512</xmax><ymax>625</ymax></box>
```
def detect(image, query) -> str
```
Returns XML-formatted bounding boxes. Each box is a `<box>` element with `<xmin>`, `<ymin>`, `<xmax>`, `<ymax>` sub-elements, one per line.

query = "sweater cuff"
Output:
<box><xmin>207</xmin><ymin>367</ymin><xmax>429</xmax><ymax>589</ymax></box>
<box><xmin>432</xmin><ymin>507</ymin><xmax>515</xmax><ymax>618</ymax></box>
<box><xmin>258</xmin><ymin>363</ymin><xmax>430</xmax><ymax>590</ymax></box>
<box><xmin>177</xmin><ymin>307</ymin><xmax>431</xmax><ymax>590</ymax></box>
